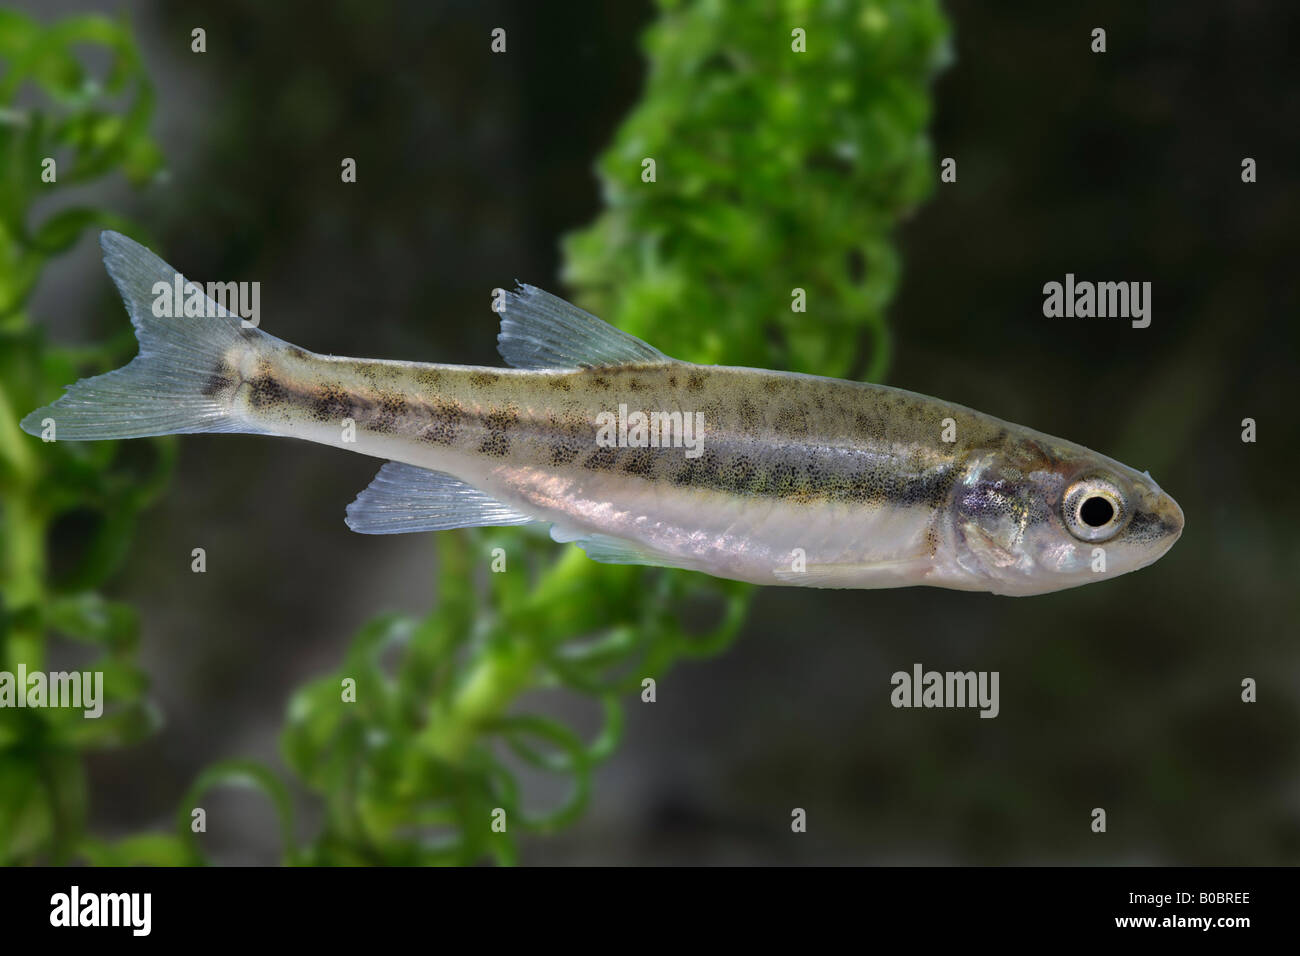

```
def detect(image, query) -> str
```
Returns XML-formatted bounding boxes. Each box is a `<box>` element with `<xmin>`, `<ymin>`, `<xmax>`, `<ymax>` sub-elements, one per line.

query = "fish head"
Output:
<box><xmin>949</xmin><ymin>435</ymin><xmax>1184</xmax><ymax>596</ymax></box>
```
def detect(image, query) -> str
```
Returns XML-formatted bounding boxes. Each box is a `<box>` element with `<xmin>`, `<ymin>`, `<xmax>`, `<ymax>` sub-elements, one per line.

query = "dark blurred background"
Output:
<box><xmin>19</xmin><ymin>0</ymin><xmax>1300</xmax><ymax>864</ymax></box>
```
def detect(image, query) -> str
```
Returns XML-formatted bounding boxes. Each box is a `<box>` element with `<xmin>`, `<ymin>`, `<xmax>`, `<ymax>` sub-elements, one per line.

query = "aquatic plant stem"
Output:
<box><xmin>0</xmin><ymin>382</ymin><xmax>46</xmax><ymax>667</ymax></box>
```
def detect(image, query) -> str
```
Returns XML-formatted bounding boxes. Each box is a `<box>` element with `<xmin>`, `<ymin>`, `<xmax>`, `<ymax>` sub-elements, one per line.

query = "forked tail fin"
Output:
<box><xmin>20</xmin><ymin>231</ymin><xmax>265</xmax><ymax>440</ymax></box>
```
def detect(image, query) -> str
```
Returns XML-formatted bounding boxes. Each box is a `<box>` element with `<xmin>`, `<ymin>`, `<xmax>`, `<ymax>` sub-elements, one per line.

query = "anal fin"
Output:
<box><xmin>345</xmin><ymin>462</ymin><xmax>536</xmax><ymax>534</ymax></box>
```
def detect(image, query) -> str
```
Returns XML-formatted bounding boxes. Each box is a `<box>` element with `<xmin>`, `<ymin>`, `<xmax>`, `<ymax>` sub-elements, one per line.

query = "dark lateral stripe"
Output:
<box><xmin>245</xmin><ymin>361</ymin><xmax>962</xmax><ymax>507</ymax></box>
<box><xmin>245</xmin><ymin>366</ymin><xmax>482</xmax><ymax>448</ymax></box>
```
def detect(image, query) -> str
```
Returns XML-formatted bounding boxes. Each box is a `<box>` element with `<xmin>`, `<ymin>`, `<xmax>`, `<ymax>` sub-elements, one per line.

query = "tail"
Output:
<box><xmin>21</xmin><ymin>231</ymin><xmax>266</xmax><ymax>440</ymax></box>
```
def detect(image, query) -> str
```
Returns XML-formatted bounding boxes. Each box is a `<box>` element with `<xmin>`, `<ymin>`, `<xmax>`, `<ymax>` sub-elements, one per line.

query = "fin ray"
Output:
<box><xmin>346</xmin><ymin>462</ymin><xmax>536</xmax><ymax>534</ymax></box>
<box><xmin>497</xmin><ymin>283</ymin><xmax>672</xmax><ymax>369</ymax></box>
<box><xmin>772</xmin><ymin>558</ymin><xmax>932</xmax><ymax>589</ymax></box>
<box><xmin>20</xmin><ymin>231</ymin><xmax>271</xmax><ymax>440</ymax></box>
<box><xmin>548</xmin><ymin>526</ymin><xmax>713</xmax><ymax>574</ymax></box>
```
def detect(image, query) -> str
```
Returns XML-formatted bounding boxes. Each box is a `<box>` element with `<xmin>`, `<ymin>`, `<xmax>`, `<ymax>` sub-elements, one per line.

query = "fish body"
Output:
<box><xmin>21</xmin><ymin>233</ymin><xmax>1184</xmax><ymax>595</ymax></box>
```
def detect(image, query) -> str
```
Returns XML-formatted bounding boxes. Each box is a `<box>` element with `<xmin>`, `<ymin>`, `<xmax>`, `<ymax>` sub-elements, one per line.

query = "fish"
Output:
<box><xmin>20</xmin><ymin>232</ymin><xmax>1184</xmax><ymax>596</ymax></box>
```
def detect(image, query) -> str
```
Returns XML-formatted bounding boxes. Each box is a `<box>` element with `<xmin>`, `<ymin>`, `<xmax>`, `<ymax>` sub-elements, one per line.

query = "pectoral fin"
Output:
<box><xmin>772</xmin><ymin>558</ymin><xmax>933</xmax><ymax>589</ymax></box>
<box><xmin>548</xmin><ymin>526</ymin><xmax>714</xmax><ymax>574</ymax></box>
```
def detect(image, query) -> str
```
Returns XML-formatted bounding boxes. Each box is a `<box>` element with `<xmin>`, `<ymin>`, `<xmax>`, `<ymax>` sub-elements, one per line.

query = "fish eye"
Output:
<box><xmin>1062</xmin><ymin>477</ymin><xmax>1128</xmax><ymax>542</ymax></box>
<box><xmin>1079</xmin><ymin>496</ymin><xmax>1114</xmax><ymax>527</ymax></box>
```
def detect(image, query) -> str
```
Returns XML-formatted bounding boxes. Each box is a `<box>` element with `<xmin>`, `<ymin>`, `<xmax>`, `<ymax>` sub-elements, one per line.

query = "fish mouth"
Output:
<box><xmin>1130</xmin><ymin>466</ymin><xmax>1183</xmax><ymax>545</ymax></box>
<box><xmin>1148</xmin><ymin>490</ymin><xmax>1184</xmax><ymax>546</ymax></box>
<box><xmin>1162</xmin><ymin>494</ymin><xmax>1185</xmax><ymax>542</ymax></box>
<box><xmin>1121</xmin><ymin>486</ymin><xmax>1184</xmax><ymax>555</ymax></box>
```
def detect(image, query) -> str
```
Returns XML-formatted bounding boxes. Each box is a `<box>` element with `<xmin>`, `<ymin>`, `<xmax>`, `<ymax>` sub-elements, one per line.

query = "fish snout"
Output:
<box><xmin>1132</xmin><ymin>480</ymin><xmax>1184</xmax><ymax>550</ymax></box>
<box><xmin>1156</xmin><ymin>490</ymin><xmax>1185</xmax><ymax>542</ymax></box>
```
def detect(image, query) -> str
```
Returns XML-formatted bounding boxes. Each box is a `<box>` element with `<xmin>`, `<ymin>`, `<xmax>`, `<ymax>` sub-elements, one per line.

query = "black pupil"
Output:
<box><xmin>1080</xmin><ymin>496</ymin><xmax>1114</xmax><ymax>527</ymax></box>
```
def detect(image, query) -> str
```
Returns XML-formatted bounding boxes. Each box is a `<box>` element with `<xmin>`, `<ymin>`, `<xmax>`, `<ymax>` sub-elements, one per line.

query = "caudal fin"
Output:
<box><xmin>21</xmin><ymin>231</ymin><xmax>264</xmax><ymax>440</ymax></box>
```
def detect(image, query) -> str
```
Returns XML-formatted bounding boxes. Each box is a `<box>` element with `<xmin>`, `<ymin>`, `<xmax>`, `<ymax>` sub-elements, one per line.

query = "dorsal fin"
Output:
<box><xmin>496</xmin><ymin>283</ymin><xmax>673</xmax><ymax>369</ymax></box>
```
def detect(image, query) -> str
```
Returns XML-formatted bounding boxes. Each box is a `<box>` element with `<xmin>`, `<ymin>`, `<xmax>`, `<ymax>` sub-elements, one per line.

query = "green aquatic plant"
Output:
<box><xmin>1</xmin><ymin>0</ymin><xmax>951</xmax><ymax>866</ymax></box>
<box><xmin>200</xmin><ymin>0</ymin><xmax>950</xmax><ymax>865</ymax></box>
<box><xmin>0</xmin><ymin>8</ymin><xmax>166</xmax><ymax>864</ymax></box>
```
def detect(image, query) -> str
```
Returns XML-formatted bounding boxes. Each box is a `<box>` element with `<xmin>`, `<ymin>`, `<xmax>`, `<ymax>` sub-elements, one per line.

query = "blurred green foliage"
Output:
<box><xmin>223</xmin><ymin>0</ymin><xmax>949</xmax><ymax>865</ymax></box>
<box><xmin>0</xmin><ymin>8</ymin><xmax>169</xmax><ymax>864</ymax></box>
<box><xmin>1</xmin><ymin>0</ymin><xmax>949</xmax><ymax>866</ymax></box>
<box><xmin>565</xmin><ymin>0</ymin><xmax>949</xmax><ymax>381</ymax></box>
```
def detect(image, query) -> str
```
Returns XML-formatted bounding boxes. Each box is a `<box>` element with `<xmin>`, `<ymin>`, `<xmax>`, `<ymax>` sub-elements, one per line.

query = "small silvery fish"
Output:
<box><xmin>21</xmin><ymin>233</ymin><xmax>1183</xmax><ymax>596</ymax></box>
